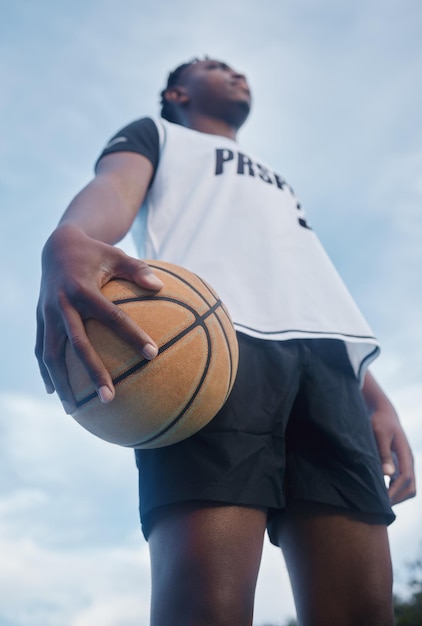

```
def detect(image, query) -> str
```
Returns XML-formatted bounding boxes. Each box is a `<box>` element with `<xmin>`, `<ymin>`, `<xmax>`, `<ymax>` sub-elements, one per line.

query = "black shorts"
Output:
<box><xmin>135</xmin><ymin>334</ymin><xmax>395</xmax><ymax>544</ymax></box>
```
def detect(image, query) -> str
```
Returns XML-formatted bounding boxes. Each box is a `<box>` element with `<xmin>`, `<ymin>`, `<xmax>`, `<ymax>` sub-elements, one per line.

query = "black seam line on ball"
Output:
<box><xmin>204</xmin><ymin>300</ymin><xmax>236</xmax><ymax>401</ymax></box>
<box><xmin>75</xmin><ymin>299</ymin><xmax>222</xmax><ymax>408</ymax></box>
<box><xmin>131</xmin><ymin>318</ymin><xmax>213</xmax><ymax>447</ymax></box>
<box><xmin>211</xmin><ymin>306</ymin><xmax>235</xmax><ymax>403</ymax></box>
<box><xmin>148</xmin><ymin>263</ymin><xmax>216</xmax><ymax>307</ymax></box>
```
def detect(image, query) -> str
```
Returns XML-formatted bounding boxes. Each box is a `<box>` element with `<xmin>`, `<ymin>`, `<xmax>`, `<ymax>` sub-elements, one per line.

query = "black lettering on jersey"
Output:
<box><xmin>274</xmin><ymin>173</ymin><xmax>287</xmax><ymax>190</ymax></box>
<box><xmin>275</xmin><ymin>174</ymin><xmax>296</xmax><ymax>197</ymax></box>
<box><xmin>296</xmin><ymin>202</ymin><xmax>312</xmax><ymax>230</ymax></box>
<box><xmin>256</xmin><ymin>163</ymin><xmax>273</xmax><ymax>184</ymax></box>
<box><xmin>298</xmin><ymin>218</ymin><xmax>312</xmax><ymax>229</ymax></box>
<box><xmin>214</xmin><ymin>148</ymin><xmax>311</xmax><ymax>230</ymax></box>
<box><xmin>215</xmin><ymin>149</ymin><xmax>234</xmax><ymax>175</ymax></box>
<box><xmin>237</xmin><ymin>152</ymin><xmax>255</xmax><ymax>176</ymax></box>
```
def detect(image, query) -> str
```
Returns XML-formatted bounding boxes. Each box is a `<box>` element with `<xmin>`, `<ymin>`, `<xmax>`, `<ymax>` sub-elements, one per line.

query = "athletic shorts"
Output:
<box><xmin>135</xmin><ymin>334</ymin><xmax>395</xmax><ymax>544</ymax></box>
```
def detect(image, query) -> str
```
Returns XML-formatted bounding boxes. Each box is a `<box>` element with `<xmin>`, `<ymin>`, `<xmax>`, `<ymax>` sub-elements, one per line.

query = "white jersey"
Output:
<box><xmin>100</xmin><ymin>117</ymin><xmax>380</xmax><ymax>380</ymax></box>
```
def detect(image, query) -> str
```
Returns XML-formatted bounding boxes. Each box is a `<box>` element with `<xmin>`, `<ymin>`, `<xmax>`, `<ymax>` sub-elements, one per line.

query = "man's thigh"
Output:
<box><xmin>148</xmin><ymin>502</ymin><xmax>268</xmax><ymax>626</ymax></box>
<box><xmin>275</xmin><ymin>503</ymin><xmax>394</xmax><ymax>626</ymax></box>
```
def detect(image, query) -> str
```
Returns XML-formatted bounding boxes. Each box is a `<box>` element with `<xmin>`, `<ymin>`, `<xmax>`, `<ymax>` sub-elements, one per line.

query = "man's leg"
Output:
<box><xmin>148</xmin><ymin>502</ymin><xmax>267</xmax><ymax>626</ymax></box>
<box><xmin>275</xmin><ymin>504</ymin><xmax>394</xmax><ymax>626</ymax></box>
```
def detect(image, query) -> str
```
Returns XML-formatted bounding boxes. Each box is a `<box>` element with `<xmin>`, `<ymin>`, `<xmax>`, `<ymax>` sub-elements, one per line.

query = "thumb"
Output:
<box><xmin>373</xmin><ymin>426</ymin><xmax>396</xmax><ymax>477</ymax></box>
<box><xmin>378</xmin><ymin>442</ymin><xmax>396</xmax><ymax>477</ymax></box>
<box><xmin>381</xmin><ymin>458</ymin><xmax>396</xmax><ymax>477</ymax></box>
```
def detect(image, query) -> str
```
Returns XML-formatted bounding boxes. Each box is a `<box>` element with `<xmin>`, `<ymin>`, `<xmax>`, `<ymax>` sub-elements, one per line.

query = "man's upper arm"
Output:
<box><xmin>94</xmin><ymin>116</ymin><xmax>161</xmax><ymax>219</ymax></box>
<box><xmin>95</xmin><ymin>151</ymin><xmax>155</xmax><ymax>218</ymax></box>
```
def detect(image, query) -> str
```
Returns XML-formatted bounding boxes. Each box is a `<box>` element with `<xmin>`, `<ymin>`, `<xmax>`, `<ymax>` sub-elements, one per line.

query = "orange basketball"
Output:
<box><xmin>65</xmin><ymin>260</ymin><xmax>239</xmax><ymax>449</ymax></box>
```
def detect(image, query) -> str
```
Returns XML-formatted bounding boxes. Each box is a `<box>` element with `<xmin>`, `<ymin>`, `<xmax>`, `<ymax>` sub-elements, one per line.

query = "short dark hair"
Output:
<box><xmin>160</xmin><ymin>58</ymin><xmax>201</xmax><ymax>123</ymax></box>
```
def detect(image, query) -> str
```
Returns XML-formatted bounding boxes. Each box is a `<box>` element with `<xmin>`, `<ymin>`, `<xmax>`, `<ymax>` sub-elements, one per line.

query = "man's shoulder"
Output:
<box><xmin>96</xmin><ymin>117</ymin><xmax>162</xmax><ymax>170</ymax></box>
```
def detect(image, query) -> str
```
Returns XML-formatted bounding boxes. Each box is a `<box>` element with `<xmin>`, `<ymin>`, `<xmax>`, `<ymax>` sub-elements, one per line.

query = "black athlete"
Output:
<box><xmin>36</xmin><ymin>58</ymin><xmax>416</xmax><ymax>626</ymax></box>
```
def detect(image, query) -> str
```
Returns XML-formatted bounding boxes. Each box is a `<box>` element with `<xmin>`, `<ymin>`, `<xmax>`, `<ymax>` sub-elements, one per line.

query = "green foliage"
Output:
<box><xmin>394</xmin><ymin>557</ymin><xmax>422</xmax><ymax>626</ymax></box>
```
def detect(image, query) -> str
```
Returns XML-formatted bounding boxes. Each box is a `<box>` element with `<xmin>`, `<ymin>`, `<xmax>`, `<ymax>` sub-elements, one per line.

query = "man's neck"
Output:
<box><xmin>182</xmin><ymin>112</ymin><xmax>238</xmax><ymax>140</ymax></box>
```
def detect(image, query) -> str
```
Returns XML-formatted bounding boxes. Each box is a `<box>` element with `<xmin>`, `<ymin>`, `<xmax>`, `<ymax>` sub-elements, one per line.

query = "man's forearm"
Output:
<box><xmin>59</xmin><ymin>176</ymin><xmax>135</xmax><ymax>244</ymax></box>
<box><xmin>362</xmin><ymin>370</ymin><xmax>395</xmax><ymax>414</ymax></box>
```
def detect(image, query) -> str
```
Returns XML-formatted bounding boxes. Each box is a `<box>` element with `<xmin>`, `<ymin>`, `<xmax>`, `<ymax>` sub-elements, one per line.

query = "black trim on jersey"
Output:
<box><xmin>357</xmin><ymin>345</ymin><xmax>380</xmax><ymax>380</ymax></box>
<box><xmin>95</xmin><ymin>117</ymin><xmax>160</xmax><ymax>178</ymax></box>
<box><xmin>234</xmin><ymin>323</ymin><xmax>377</xmax><ymax>342</ymax></box>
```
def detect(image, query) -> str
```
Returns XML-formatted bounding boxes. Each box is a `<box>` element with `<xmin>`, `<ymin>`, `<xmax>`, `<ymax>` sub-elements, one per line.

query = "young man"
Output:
<box><xmin>36</xmin><ymin>59</ymin><xmax>416</xmax><ymax>626</ymax></box>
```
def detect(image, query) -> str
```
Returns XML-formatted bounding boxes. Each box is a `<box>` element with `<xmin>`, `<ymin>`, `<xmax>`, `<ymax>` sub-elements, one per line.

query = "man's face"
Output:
<box><xmin>179</xmin><ymin>59</ymin><xmax>252</xmax><ymax>127</ymax></box>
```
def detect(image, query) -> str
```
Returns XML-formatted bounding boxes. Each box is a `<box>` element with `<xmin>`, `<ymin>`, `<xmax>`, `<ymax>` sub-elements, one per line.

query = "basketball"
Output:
<box><xmin>65</xmin><ymin>260</ymin><xmax>239</xmax><ymax>449</ymax></box>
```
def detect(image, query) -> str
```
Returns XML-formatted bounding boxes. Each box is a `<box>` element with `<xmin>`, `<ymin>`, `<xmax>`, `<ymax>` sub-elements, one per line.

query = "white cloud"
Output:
<box><xmin>0</xmin><ymin>392</ymin><xmax>151</xmax><ymax>624</ymax></box>
<box><xmin>0</xmin><ymin>534</ymin><xmax>151</xmax><ymax>626</ymax></box>
<box><xmin>71</xmin><ymin>594</ymin><xmax>150</xmax><ymax>626</ymax></box>
<box><xmin>0</xmin><ymin>393</ymin><xmax>142</xmax><ymax>546</ymax></box>
<box><xmin>255</xmin><ymin>539</ymin><xmax>297</xmax><ymax>624</ymax></box>
<box><xmin>0</xmin><ymin>392</ymin><xmax>298</xmax><ymax>625</ymax></box>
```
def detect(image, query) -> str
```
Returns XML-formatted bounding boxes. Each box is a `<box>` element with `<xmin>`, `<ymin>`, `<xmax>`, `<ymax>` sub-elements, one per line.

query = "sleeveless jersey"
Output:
<box><xmin>98</xmin><ymin>117</ymin><xmax>379</xmax><ymax>380</ymax></box>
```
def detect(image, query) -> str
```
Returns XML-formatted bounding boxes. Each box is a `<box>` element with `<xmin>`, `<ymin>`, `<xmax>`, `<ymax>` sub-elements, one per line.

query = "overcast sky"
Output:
<box><xmin>1</xmin><ymin>1</ymin><xmax>421</xmax><ymax>624</ymax></box>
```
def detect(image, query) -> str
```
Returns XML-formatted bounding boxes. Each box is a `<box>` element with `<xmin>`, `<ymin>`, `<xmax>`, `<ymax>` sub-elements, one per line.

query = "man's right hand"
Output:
<box><xmin>35</xmin><ymin>223</ymin><xmax>163</xmax><ymax>414</ymax></box>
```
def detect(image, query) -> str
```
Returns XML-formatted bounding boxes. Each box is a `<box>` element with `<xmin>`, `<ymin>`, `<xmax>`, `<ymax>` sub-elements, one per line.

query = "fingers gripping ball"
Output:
<box><xmin>65</xmin><ymin>261</ymin><xmax>239</xmax><ymax>449</ymax></box>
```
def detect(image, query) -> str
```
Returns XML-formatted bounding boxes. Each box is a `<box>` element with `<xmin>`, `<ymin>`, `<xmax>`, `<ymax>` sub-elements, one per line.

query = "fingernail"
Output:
<box><xmin>383</xmin><ymin>463</ymin><xmax>396</xmax><ymax>476</ymax></box>
<box><xmin>146</xmin><ymin>274</ymin><xmax>164</xmax><ymax>289</ymax></box>
<box><xmin>142</xmin><ymin>343</ymin><xmax>158</xmax><ymax>360</ymax></box>
<box><xmin>98</xmin><ymin>385</ymin><xmax>114</xmax><ymax>404</ymax></box>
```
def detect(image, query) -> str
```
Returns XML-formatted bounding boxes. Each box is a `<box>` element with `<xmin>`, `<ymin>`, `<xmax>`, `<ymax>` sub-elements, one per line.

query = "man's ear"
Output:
<box><xmin>164</xmin><ymin>86</ymin><xmax>189</xmax><ymax>105</ymax></box>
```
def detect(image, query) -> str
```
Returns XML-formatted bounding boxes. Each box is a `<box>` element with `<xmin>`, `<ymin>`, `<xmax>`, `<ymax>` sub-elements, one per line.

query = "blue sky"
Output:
<box><xmin>1</xmin><ymin>1</ymin><xmax>421</xmax><ymax>624</ymax></box>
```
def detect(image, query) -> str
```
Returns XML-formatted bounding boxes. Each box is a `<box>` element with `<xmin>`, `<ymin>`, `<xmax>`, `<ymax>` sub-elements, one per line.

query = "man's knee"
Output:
<box><xmin>355</xmin><ymin>596</ymin><xmax>394</xmax><ymax>626</ymax></box>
